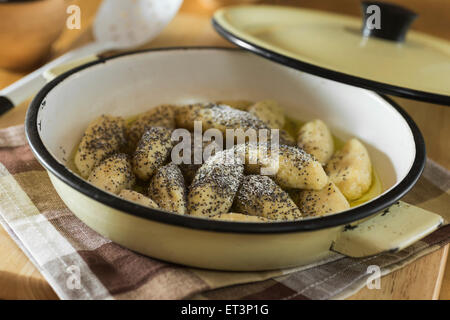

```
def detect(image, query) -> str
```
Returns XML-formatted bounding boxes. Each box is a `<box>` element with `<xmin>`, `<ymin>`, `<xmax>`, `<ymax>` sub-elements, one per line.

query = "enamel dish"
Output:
<box><xmin>26</xmin><ymin>47</ymin><xmax>443</xmax><ymax>270</ymax></box>
<box><xmin>26</xmin><ymin>3</ymin><xmax>447</xmax><ymax>271</ymax></box>
<box><xmin>212</xmin><ymin>4</ymin><xmax>450</xmax><ymax>105</ymax></box>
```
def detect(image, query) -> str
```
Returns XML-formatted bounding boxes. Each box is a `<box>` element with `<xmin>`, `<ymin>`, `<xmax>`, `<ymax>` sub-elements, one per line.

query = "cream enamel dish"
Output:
<box><xmin>25</xmin><ymin>48</ymin><xmax>443</xmax><ymax>271</ymax></box>
<box><xmin>212</xmin><ymin>4</ymin><xmax>450</xmax><ymax>105</ymax></box>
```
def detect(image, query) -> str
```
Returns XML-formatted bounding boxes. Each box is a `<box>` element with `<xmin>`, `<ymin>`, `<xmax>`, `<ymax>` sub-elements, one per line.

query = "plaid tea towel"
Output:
<box><xmin>0</xmin><ymin>125</ymin><xmax>448</xmax><ymax>300</ymax></box>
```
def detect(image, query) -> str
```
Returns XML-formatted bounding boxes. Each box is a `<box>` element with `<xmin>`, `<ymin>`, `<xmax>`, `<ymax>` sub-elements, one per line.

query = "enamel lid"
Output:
<box><xmin>212</xmin><ymin>4</ymin><xmax>450</xmax><ymax>105</ymax></box>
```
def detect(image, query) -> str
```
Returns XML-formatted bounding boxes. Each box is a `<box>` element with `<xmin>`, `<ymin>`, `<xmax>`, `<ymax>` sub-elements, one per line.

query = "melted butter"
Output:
<box><xmin>349</xmin><ymin>170</ymin><xmax>382</xmax><ymax>208</ymax></box>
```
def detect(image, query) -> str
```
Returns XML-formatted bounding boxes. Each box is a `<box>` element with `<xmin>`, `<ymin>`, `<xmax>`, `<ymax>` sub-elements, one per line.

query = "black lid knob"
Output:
<box><xmin>361</xmin><ymin>1</ymin><xmax>418</xmax><ymax>42</ymax></box>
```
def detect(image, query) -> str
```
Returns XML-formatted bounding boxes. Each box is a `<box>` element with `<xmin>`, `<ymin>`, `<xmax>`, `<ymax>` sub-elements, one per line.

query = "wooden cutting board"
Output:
<box><xmin>0</xmin><ymin>0</ymin><xmax>448</xmax><ymax>300</ymax></box>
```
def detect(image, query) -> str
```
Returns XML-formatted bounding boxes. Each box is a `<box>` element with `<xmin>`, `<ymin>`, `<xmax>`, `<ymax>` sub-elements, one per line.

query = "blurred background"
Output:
<box><xmin>1</xmin><ymin>0</ymin><xmax>449</xmax><ymax>75</ymax></box>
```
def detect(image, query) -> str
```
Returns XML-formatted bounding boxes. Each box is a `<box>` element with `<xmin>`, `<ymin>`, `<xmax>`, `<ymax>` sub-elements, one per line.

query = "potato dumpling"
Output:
<box><xmin>75</xmin><ymin>115</ymin><xmax>126</xmax><ymax>178</ymax></box>
<box><xmin>242</xmin><ymin>144</ymin><xmax>328</xmax><ymax>190</ymax></box>
<box><xmin>233</xmin><ymin>143</ymin><xmax>327</xmax><ymax>190</ymax></box>
<box><xmin>188</xmin><ymin>149</ymin><xmax>244</xmax><ymax>217</ymax></box>
<box><xmin>87</xmin><ymin>153</ymin><xmax>135</xmax><ymax>194</ymax></box>
<box><xmin>290</xmin><ymin>182</ymin><xmax>350</xmax><ymax>217</ymax></box>
<box><xmin>325</xmin><ymin>138</ymin><xmax>372</xmax><ymax>200</ymax></box>
<box><xmin>132</xmin><ymin>127</ymin><xmax>173</xmax><ymax>181</ymax></box>
<box><xmin>149</xmin><ymin>163</ymin><xmax>187</xmax><ymax>215</ymax></box>
<box><xmin>297</xmin><ymin>119</ymin><xmax>334</xmax><ymax>165</ymax></box>
<box><xmin>211</xmin><ymin>213</ymin><xmax>269</xmax><ymax>222</ymax></box>
<box><xmin>273</xmin><ymin>145</ymin><xmax>329</xmax><ymax>190</ymax></box>
<box><xmin>127</xmin><ymin>105</ymin><xmax>176</xmax><ymax>151</ymax></box>
<box><xmin>175</xmin><ymin>103</ymin><xmax>269</xmax><ymax>132</ymax></box>
<box><xmin>119</xmin><ymin>189</ymin><xmax>158</xmax><ymax>209</ymax></box>
<box><xmin>235</xmin><ymin>175</ymin><xmax>302</xmax><ymax>221</ymax></box>
<box><xmin>248</xmin><ymin>100</ymin><xmax>285</xmax><ymax>129</ymax></box>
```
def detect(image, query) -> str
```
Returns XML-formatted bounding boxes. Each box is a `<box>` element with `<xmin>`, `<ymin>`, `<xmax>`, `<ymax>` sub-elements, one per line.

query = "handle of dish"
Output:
<box><xmin>0</xmin><ymin>42</ymin><xmax>112</xmax><ymax>116</ymax></box>
<box><xmin>361</xmin><ymin>1</ymin><xmax>418</xmax><ymax>42</ymax></box>
<box><xmin>331</xmin><ymin>201</ymin><xmax>443</xmax><ymax>257</ymax></box>
<box><xmin>43</xmin><ymin>54</ymin><xmax>100</xmax><ymax>81</ymax></box>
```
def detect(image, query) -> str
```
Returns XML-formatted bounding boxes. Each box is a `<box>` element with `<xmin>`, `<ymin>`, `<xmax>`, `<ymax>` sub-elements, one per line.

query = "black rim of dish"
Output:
<box><xmin>25</xmin><ymin>47</ymin><xmax>426</xmax><ymax>234</ymax></box>
<box><xmin>212</xmin><ymin>18</ymin><xmax>450</xmax><ymax>107</ymax></box>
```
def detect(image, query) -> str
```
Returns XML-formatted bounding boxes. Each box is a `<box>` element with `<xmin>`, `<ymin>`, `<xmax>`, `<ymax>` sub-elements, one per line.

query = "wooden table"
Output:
<box><xmin>0</xmin><ymin>0</ymin><xmax>448</xmax><ymax>300</ymax></box>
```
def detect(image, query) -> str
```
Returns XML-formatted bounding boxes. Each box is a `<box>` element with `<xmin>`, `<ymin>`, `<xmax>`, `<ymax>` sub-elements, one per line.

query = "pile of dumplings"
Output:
<box><xmin>73</xmin><ymin>100</ymin><xmax>373</xmax><ymax>222</ymax></box>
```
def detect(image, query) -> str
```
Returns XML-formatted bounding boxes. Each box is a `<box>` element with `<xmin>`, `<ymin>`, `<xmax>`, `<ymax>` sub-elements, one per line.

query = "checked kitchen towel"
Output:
<box><xmin>0</xmin><ymin>125</ymin><xmax>449</xmax><ymax>300</ymax></box>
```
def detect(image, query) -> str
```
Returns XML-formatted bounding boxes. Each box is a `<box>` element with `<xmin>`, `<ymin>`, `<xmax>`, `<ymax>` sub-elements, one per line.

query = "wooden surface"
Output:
<box><xmin>0</xmin><ymin>0</ymin><xmax>448</xmax><ymax>300</ymax></box>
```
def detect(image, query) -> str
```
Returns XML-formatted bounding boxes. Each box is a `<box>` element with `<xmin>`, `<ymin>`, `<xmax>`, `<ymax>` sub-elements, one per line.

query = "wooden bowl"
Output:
<box><xmin>0</xmin><ymin>0</ymin><xmax>66</xmax><ymax>71</ymax></box>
